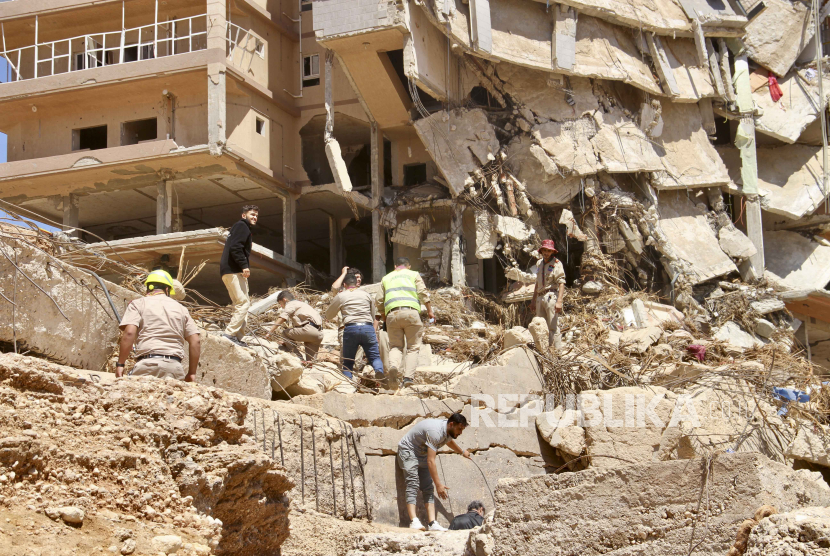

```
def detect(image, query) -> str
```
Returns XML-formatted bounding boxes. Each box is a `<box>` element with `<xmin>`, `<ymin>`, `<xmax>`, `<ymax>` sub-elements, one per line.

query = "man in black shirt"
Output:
<box><xmin>448</xmin><ymin>500</ymin><xmax>485</xmax><ymax>530</ymax></box>
<box><xmin>220</xmin><ymin>205</ymin><xmax>258</xmax><ymax>347</ymax></box>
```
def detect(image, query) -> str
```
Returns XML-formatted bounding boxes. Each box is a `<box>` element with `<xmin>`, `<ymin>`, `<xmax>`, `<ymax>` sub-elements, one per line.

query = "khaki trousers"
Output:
<box><xmin>222</xmin><ymin>273</ymin><xmax>250</xmax><ymax>339</ymax></box>
<box><xmin>386</xmin><ymin>308</ymin><xmax>423</xmax><ymax>379</ymax></box>
<box><xmin>284</xmin><ymin>323</ymin><xmax>323</xmax><ymax>361</ymax></box>
<box><xmin>130</xmin><ymin>358</ymin><xmax>186</xmax><ymax>380</ymax></box>
<box><xmin>536</xmin><ymin>292</ymin><xmax>562</xmax><ymax>349</ymax></box>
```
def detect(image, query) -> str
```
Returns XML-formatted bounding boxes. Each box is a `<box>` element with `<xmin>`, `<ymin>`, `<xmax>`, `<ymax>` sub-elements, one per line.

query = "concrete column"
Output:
<box><xmin>450</xmin><ymin>205</ymin><xmax>466</xmax><ymax>287</ymax></box>
<box><xmin>324</xmin><ymin>50</ymin><xmax>334</xmax><ymax>142</ymax></box>
<box><xmin>62</xmin><ymin>194</ymin><xmax>80</xmax><ymax>238</ymax></box>
<box><xmin>207</xmin><ymin>0</ymin><xmax>227</xmax><ymax>156</ymax></box>
<box><xmin>283</xmin><ymin>194</ymin><xmax>297</xmax><ymax>261</ymax></box>
<box><xmin>329</xmin><ymin>215</ymin><xmax>343</xmax><ymax>275</ymax></box>
<box><xmin>371</xmin><ymin>122</ymin><xmax>386</xmax><ymax>283</ymax></box>
<box><xmin>156</xmin><ymin>181</ymin><xmax>173</xmax><ymax>235</ymax></box>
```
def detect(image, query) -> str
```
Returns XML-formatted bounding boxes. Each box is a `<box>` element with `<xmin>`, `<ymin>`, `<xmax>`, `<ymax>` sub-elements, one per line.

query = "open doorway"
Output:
<box><xmin>72</xmin><ymin>125</ymin><xmax>108</xmax><ymax>151</ymax></box>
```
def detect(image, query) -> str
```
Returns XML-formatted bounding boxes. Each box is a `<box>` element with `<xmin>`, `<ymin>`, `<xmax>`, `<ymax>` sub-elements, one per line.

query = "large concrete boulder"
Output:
<box><xmin>346</xmin><ymin>530</ymin><xmax>472</xmax><ymax>556</ymax></box>
<box><xmin>490</xmin><ymin>453</ymin><xmax>830</xmax><ymax>555</ymax></box>
<box><xmin>292</xmin><ymin>392</ymin><xmax>463</xmax><ymax>428</ymax></box>
<box><xmin>185</xmin><ymin>332</ymin><xmax>272</xmax><ymax>400</ymax></box>
<box><xmin>0</xmin><ymin>240</ymin><xmax>139</xmax><ymax>370</ymax></box>
<box><xmin>449</xmin><ymin>348</ymin><xmax>544</xmax><ymax>411</ymax></box>
<box><xmin>786</xmin><ymin>425</ymin><xmax>830</xmax><ymax>467</ymax></box>
<box><xmin>503</xmin><ymin>327</ymin><xmax>533</xmax><ymax>350</ymax></box>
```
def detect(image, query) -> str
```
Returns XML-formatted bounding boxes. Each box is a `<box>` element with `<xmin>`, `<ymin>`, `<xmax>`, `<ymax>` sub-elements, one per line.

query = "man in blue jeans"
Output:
<box><xmin>325</xmin><ymin>273</ymin><xmax>384</xmax><ymax>381</ymax></box>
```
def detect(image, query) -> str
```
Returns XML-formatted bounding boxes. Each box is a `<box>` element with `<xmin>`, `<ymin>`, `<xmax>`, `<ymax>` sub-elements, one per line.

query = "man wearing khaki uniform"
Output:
<box><xmin>530</xmin><ymin>239</ymin><xmax>566</xmax><ymax>349</ymax></box>
<box><xmin>379</xmin><ymin>257</ymin><xmax>434</xmax><ymax>388</ymax></box>
<box><xmin>266</xmin><ymin>291</ymin><xmax>324</xmax><ymax>361</ymax></box>
<box><xmin>117</xmin><ymin>270</ymin><xmax>201</xmax><ymax>381</ymax></box>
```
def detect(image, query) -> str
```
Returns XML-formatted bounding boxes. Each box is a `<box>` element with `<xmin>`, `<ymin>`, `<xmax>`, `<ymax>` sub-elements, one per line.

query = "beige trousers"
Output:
<box><xmin>536</xmin><ymin>292</ymin><xmax>562</xmax><ymax>349</ymax></box>
<box><xmin>130</xmin><ymin>358</ymin><xmax>186</xmax><ymax>380</ymax></box>
<box><xmin>284</xmin><ymin>323</ymin><xmax>324</xmax><ymax>361</ymax></box>
<box><xmin>386</xmin><ymin>308</ymin><xmax>423</xmax><ymax>379</ymax></box>
<box><xmin>222</xmin><ymin>273</ymin><xmax>250</xmax><ymax>339</ymax></box>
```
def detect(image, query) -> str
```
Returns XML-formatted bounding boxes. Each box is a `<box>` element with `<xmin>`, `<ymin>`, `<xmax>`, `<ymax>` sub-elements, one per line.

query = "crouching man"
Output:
<box><xmin>397</xmin><ymin>413</ymin><xmax>470</xmax><ymax>531</ymax></box>
<box><xmin>116</xmin><ymin>270</ymin><xmax>201</xmax><ymax>381</ymax></box>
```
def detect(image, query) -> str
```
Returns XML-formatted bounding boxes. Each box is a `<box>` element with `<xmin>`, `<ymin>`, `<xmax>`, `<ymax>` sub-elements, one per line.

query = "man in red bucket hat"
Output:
<box><xmin>530</xmin><ymin>239</ymin><xmax>566</xmax><ymax>350</ymax></box>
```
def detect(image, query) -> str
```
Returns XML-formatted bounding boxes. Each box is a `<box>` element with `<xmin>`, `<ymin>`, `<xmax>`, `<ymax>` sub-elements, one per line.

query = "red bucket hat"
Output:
<box><xmin>539</xmin><ymin>239</ymin><xmax>558</xmax><ymax>253</ymax></box>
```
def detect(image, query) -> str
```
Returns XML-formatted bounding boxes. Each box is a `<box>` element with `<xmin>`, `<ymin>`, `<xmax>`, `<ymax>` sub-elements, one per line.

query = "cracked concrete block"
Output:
<box><xmin>619</xmin><ymin>326</ymin><xmax>662</xmax><ymax>354</ymax></box>
<box><xmin>764</xmin><ymin>231</ymin><xmax>830</xmax><ymax>292</ymax></box>
<box><xmin>720</xmin><ymin>145</ymin><xmax>829</xmax><ymax>219</ymax></box>
<box><xmin>474</xmin><ymin>210</ymin><xmax>497</xmax><ymax>259</ymax></box>
<box><xmin>754</xmin><ymin>318</ymin><xmax>776</xmax><ymax>338</ymax></box>
<box><xmin>533</xmin><ymin>118</ymin><xmax>601</xmax><ymax>176</ymax></box>
<box><xmin>450</xmin><ymin>348</ymin><xmax>545</xmax><ymax>411</ymax></box>
<box><xmin>591</xmin><ymin>108</ymin><xmax>663</xmax><ymax>173</ymax></box>
<box><xmin>656</xmin><ymin>190</ymin><xmax>737</xmax><ymax>284</ymax></box>
<box><xmin>714</xmin><ymin>321</ymin><xmax>764</xmax><ymax>352</ymax></box>
<box><xmin>503</xmin><ymin>326</ymin><xmax>533</xmax><ymax>349</ymax></box>
<box><xmin>495</xmin><ymin>215</ymin><xmax>533</xmax><ymax>241</ymax></box>
<box><xmin>536</xmin><ymin>406</ymin><xmax>585</xmax><ymax>457</ymax></box>
<box><xmin>325</xmin><ymin>138</ymin><xmax>354</xmax><ymax>192</ymax></box>
<box><xmin>552</xmin><ymin>4</ymin><xmax>578</xmax><ymax>71</ymax></box>
<box><xmin>496</xmin><ymin>64</ymin><xmax>598</xmax><ymax>118</ymax></box>
<box><xmin>413</xmin><ymin>109</ymin><xmax>499</xmax><ymax>196</ymax></box>
<box><xmin>743</xmin><ymin>0</ymin><xmax>813</xmax><ymax>76</ymax></box>
<box><xmin>718</xmin><ymin>226</ymin><xmax>757</xmax><ymax>261</ymax></box>
<box><xmin>186</xmin><ymin>332</ymin><xmax>273</xmax><ymax>400</ymax></box>
<box><xmin>490</xmin><ymin>453</ymin><xmax>830</xmax><ymax>555</ymax></box>
<box><xmin>752</xmin><ymin>69</ymin><xmax>830</xmax><ymax>143</ymax></box>
<box><xmin>749</xmin><ymin>298</ymin><xmax>786</xmax><ymax>315</ymax></box>
<box><xmin>292</xmin><ymin>392</ymin><xmax>463</xmax><ymax>428</ymax></box>
<box><xmin>507</xmin><ymin>135</ymin><xmax>583</xmax><ymax>205</ymax></box>
<box><xmin>390</xmin><ymin>219</ymin><xmax>423</xmax><ymax>248</ymax></box>
<box><xmin>786</xmin><ymin>425</ymin><xmax>830</xmax><ymax>467</ymax></box>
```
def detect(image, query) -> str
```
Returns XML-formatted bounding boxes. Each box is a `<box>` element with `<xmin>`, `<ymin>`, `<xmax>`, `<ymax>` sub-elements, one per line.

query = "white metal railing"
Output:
<box><xmin>226</xmin><ymin>21</ymin><xmax>261</xmax><ymax>73</ymax></box>
<box><xmin>0</xmin><ymin>14</ymin><xmax>207</xmax><ymax>84</ymax></box>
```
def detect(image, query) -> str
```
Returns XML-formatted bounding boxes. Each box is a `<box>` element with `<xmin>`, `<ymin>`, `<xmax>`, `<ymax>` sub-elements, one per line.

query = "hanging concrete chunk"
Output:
<box><xmin>474</xmin><ymin>210</ymin><xmax>498</xmax><ymax>258</ymax></box>
<box><xmin>529</xmin><ymin>0</ymin><xmax>690</xmax><ymax>35</ymax></box>
<box><xmin>743</xmin><ymin>0</ymin><xmax>814</xmax><ymax>76</ymax></box>
<box><xmin>533</xmin><ymin>118</ymin><xmax>602</xmax><ymax>176</ymax></box>
<box><xmin>763</xmin><ymin>231</ymin><xmax>830</xmax><ymax>292</ymax></box>
<box><xmin>591</xmin><ymin>108</ymin><xmax>663</xmax><ymax>173</ymax></box>
<box><xmin>651</xmin><ymin>101</ymin><xmax>731</xmax><ymax>189</ymax></box>
<box><xmin>751</xmin><ymin>69</ymin><xmax>830</xmax><ymax>144</ymax></box>
<box><xmin>324</xmin><ymin>138</ymin><xmax>354</xmax><ymax>192</ymax></box>
<box><xmin>718</xmin><ymin>226</ymin><xmax>757</xmax><ymax>261</ymax></box>
<box><xmin>647</xmin><ymin>33</ymin><xmax>680</xmax><ymax>97</ymax></box>
<box><xmin>390</xmin><ymin>219</ymin><xmax>424</xmax><ymax>248</ymax></box>
<box><xmin>413</xmin><ymin>108</ymin><xmax>499</xmax><ymax>196</ymax></box>
<box><xmin>552</xmin><ymin>4</ymin><xmax>578</xmax><ymax>71</ymax></box>
<box><xmin>496</xmin><ymin>65</ymin><xmax>598</xmax><ymax>118</ymax></box>
<box><xmin>506</xmin><ymin>135</ymin><xmax>583</xmax><ymax>205</ymax></box>
<box><xmin>495</xmin><ymin>215</ymin><xmax>534</xmax><ymax>241</ymax></box>
<box><xmin>719</xmin><ymin>145</ymin><xmax>829</xmax><ymax>219</ymax></box>
<box><xmin>656</xmin><ymin>191</ymin><xmax>737</xmax><ymax>284</ymax></box>
<box><xmin>469</xmin><ymin>0</ymin><xmax>493</xmax><ymax>53</ymax></box>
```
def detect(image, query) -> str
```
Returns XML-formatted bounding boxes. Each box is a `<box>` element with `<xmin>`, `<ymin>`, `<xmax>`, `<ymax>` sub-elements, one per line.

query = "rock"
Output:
<box><xmin>619</xmin><ymin>326</ymin><xmax>662</xmax><ymax>354</ymax></box>
<box><xmin>151</xmin><ymin>535</ymin><xmax>183</xmax><ymax>554</ymax></box>
<box><xmin>754</xmin><ymin>318</ymin><xmax>776</xmax><ymax>339</ymax></box>
<box><xmin>527</xmin><ymin>317</ymin><xmax>549</xmax><ymax>352</ymax></box>
<box><xmin>411</xmin><ymin>364</ymin><xmax>469</xmax><ymax>385</ymax></box>
<box><xmin>347</xmin><ymin>530</ymin><xmax>472</xmax><ymax>555</ymax></box>
<box><xmin>45</xmin><ymin>507</ymin><xmax>60</xmax><ymax>520</ymax></box>
<box><xmin>120</xmin><ymin>539</ymin><xmax>136</xmax><ymax>555</ymax></box>
<box><xmin>745</xmin><ymin>506</ymin><xmax>830</xmax><ymax>555</ymax></box>
<box><xmin>581</xmin><ymin>281</ymin><xmax>604</xmax><ymax>294</ymax></box>
<box><xmin>718</xmin><ymin>227</ymin><xmax>758</xmax><ymax>261</ymax></box>
<box><xmin>750</xmin><ymin>298</ymin><xmax>786</xmax><ymax>315</ymax></box>
<box><xmin>503</xmin><ymin>327</ymin><xmax>533</xmax><ymax>349</ymax></box>
<box><xmin>57</xmin><ymin>506</ymin><xmax>85</xmax><ymax>525</ymax></box>
<box><xmin>786</xmin><ymin>425</ymin><xmax>830</xmax><ymax>467</ymax></box>
<box><xmin>490</xmin><ymin>453</ymin><xmax>830</xmax><ymax>555</ymax></box>
<box><xmin>268</xmin><ymin>351</ymin><xmax>305</xmax><ymax>392</ymax></box>
<box><xmin>423</xmin><ymin>334</ymin><xmax>451</xmax><ymax>345</ymax></box>
<box><xmin>536</xmin><ymin>407</ymin><xmax>585</xmax><ymax>457</ymax></box>
<box><xmin>714</xmin><ymin>321</ymin><xmax>764</xmax><ymax>352</ymax></box>
<box><xmin>652</xmin><ymin>344</ymin><xmax>674</xmax><ymax>359</ymax></box>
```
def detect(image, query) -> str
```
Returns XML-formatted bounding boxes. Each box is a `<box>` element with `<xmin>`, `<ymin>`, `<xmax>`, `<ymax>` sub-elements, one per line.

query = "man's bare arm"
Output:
<box><xmin>185</xmin><ymin>334</ymin><xmax>201</xmax><ymax>382</ymax></box>
<box><xmin>116</xmin><ymin>325</ymin><xmax>138</xmax><ymax>378</ymax></box>
<box><xmin>426</xmin><ymin>448</ymin><xmax>449</xmax><ymax>500</ymax></box>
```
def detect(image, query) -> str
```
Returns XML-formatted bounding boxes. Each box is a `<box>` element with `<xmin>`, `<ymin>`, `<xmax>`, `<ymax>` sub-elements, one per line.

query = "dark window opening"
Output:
<box><xmin>403</xmin><ymin>163</ymin><xmax>427</xmax><ymax>186</ymax></box>
<box><xmin>303</xmin><ymin>77</ymin><xmax>320</xmax><ymax>87</ymax></box>
<box><xmin>121</xmin><ymin>118</ymin><xmax>157</xmax><ymax>146</ymax></box>
<box><xmin>256</xmin><ymin>118</ymin><xmax>265</xmax><ymax>135</ymax></box>
<box><xmin>73</xmin><ymin>125</ymin><xmax>108</xmax><ymax>151</ymax></box>
<box><xmin>470</xmin><ymin>85</ymin><xmax>498</xmax><ymax>108</ymax></box>
<box><xmin>713</xmin><ymin>116</ymin><xmax>732</xmax><ymax>146</ymax></box>
<box><xmin>302</xmin><ymin>1</ymin><xmax>313</xmax><ymax>11</ymax></box>
<box><xmin>383</xmin><ymin>138</ymin><xmax>392</xmax><ymax>186</ymax></box>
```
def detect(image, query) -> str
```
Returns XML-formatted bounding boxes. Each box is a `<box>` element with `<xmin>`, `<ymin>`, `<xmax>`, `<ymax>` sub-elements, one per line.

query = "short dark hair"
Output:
<box><xmin>343</xmin><ymin>274</ymin><xmax>358</xmax><ymax>286</ymax></box>
<box><xmin>395</xmin><ymin>257</ymin><xmax>410</xmax><ymax>267</ymax></box>
<box><xmin>448</xmin><ymin>412</ymin><xmax>468</xmax><ymax>426</ymax></box>
<box><xmin>348</xmin><ymin>267</ymin><xmax>363</xmax><ymax>278</ymax></box>
<box><xmin>467</xmin><ymin>500</ymin><xmax>484</xmax><ymax>513</ymax></box>
<box><xmin>146</xmin><ymin>283</ymin><xmax>170</xmax><ymax>295</ymax></box>
<box><xmin>242</xmin><ymin>205</ymin><xmax>259</xmax><ymax>214</ymax></box>
<box><xmin>277</xmin><ymin>290</ymin><xmax>294</xmax><ymax>302</ymax></box>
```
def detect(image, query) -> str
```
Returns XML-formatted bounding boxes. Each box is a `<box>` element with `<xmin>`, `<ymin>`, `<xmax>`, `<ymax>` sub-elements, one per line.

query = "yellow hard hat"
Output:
<box><xmin>144</xmin><ymin>269</ymin><xmax>176</xmax><ymax>295</ymax></box>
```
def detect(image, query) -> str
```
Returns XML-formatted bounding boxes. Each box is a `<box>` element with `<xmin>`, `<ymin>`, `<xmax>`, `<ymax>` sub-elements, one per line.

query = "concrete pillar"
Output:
<box><xmin>206</xmin><ymin>0</ymin><xmax>227</xmax><ymax>156</ymax></box>
<box><xmin>61</xmin><ymin>194</ymin><xmax>80</xmax><ymax>238</ymax></box>
<box><xmin>283</xmin><ymin>194</ymin><xmax>297</xmax><ymax>261</ymax></box>
<box><xmin>371</xmin><ymin>122</ymin><xmax>386</xmax><ymax>283</ymax></box>
<box><xmin>329</xmin><ymin>215</ymin><xmax>343</xmax><ymax>275</ymax></box>
<box><xmin>552</xmin><ymin>4</ymin><xmax>577</xmax><ymax>71</ymax></box>
<box><xmin>450</xmin><ymin>205</ymin><xmax>466</xmax><ymax>287</ymax></box>
<box><xmin>324</xmin><ymin>50</ymin><xmax>334</xmax><ymax>142</ymax></box>
<box><xmin>156</xmin><ymin>181</ymin><xmax>173</xmax><ymax>235</ymax></box>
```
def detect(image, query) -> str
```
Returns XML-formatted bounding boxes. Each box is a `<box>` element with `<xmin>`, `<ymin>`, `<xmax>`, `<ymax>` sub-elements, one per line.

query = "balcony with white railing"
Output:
<box><xmin>0</xmin><ymin>14</ymin><xmax>208</xmax><ymax>84</ymax></box>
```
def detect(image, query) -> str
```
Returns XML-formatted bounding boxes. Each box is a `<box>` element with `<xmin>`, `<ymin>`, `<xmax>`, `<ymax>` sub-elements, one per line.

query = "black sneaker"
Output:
<box><xmin>222</xmin><ymin>334</ymin><xmax>249</xmax><ymax>348</ymax></box>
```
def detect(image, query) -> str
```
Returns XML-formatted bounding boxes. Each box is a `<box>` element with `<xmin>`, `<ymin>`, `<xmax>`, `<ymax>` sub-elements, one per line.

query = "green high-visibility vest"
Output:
<box><xmin>382</xmin><ymin>269</ymin><xmax>420</xmax><ymax>312</ymax></box>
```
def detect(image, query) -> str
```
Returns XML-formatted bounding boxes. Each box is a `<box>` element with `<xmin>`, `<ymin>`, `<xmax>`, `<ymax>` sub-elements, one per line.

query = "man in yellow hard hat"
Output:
<box><xmin>379</xmin><ymin>257</ymin><xmax>433</xmax><ymax>389</ymax></box>
<box><xmin>116</xmin><ymin>269</ymin><xmax>201</xmax><ymax>381</ymax></box>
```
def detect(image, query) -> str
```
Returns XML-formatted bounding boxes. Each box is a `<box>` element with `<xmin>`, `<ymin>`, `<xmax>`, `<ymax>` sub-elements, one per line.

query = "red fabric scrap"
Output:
<box><xmin>687</xmin><ymin>344</ymin><xmax>706</xmax><ymax>363</ymax></box>
<box><xmin>768</xmin><ymin>73</ymin><xmax>783</xmax><ymax>102</ymax></box>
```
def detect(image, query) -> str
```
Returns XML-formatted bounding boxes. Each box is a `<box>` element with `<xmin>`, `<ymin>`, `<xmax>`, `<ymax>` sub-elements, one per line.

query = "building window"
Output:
<box><xmin>122</xmin><ymin>118</ymin><xmax>158</xmax><ymax>145</ymax></box>
<box><xmin>255</xmin><ymin>40</ymin><xmax>265</xmax><ymax>58</ymax></box>
<box><xmin>302</xmin><ymin>0</ymin><xmax>313</xmax><ymax>11</ymax></box>
<box><xmin>404</xmin><ymin>163</ymin><xmax>427</xmax><ymax>186</ymax></box>
<box><xmin>256</xmin><ymin>117</ymin><xmax>266</xmax><ymax>136</ymax></box>
<box><xmin>303</xmin><ymin>54</ymin><xmax>320</xmax><ymax>87</ymax></box>
<box><xmin>72</xmin><ymin>125</ymin><xmax>108</xmax><ymax>151</ymax></box>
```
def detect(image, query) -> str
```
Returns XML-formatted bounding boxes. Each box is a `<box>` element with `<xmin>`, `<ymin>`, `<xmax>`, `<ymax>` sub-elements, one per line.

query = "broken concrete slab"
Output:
<box><xmin>186</xmin><ymin>332</ymin><xmax>273</xmax><ymax>400</ymax></box>
<box><xmin>495</xmin><ymin>63</ymin><xmax>598</xmax><ymax>118</ymax></box>
<box><xmin>390</xmin><ymin>219</ymin><xmax>424</xmax><ymax>248</ymax></box>
<box><xmin>324</xmin><ymin>138</ymin><xmax>354</xmax><ymax>192</ymax></box>
<box><xmin>474</xmin><ymin>210</ymin><xmax>497</xmax><ymax>259</ymax></box>
<box><xmin>718</xmin><ymin>226</ymin><xmax>757</xmax><ymax>261</ymax></box>
<box><xmin>494</xmin><ymin>215</ymin><xmax>533</xmax><ymax>241</ymax></box>
<box><xmin>750</xmin><ymin>298</ymin><xmax>786</xmax><ymax>315</ymax></box>
<box><xmin>413</xmin><ymin>108</ymin><xmax>499</xmax><ymax>196</ymax></box>
<box><xmin>651</xmin><ymin>101</ymin><xmax>731</xmax><ymax>189</ymax></box>
<box><xmin>619</xmin><ymin>326</ymin><xmax>662</xmax><ymax>354</ymax></box>
<box><xmin>591</xmin><ymin>108</ymin><xmax>664</xmax><ymax>173</ymax></box>
<box><xmin>751</xmin><ymin>69</ymin><xmax>830</xmax><ymax>143</ymax></box>
<box><xmin>743</xmin><ymin>0</ymin><xmax>813</xmax><ymax>77</ymax></box>
<box><xmin>786</xmin><ymin>425</ymin><xmax>830</xmax><ymax>467</ymax></box>
<box><xmin>291</xmin><ymin>392</ymin><xmax>464</xmax><ymax>428</ymax></box>
<box><xmin>503</xmin><ymin>327</ymin><xmax>533</xmax><ymax>349</ymax></box>
<box><xmin>529</xmin><ymin>0</ymin><xmax>691</xmax><ymax>36</ymax></box>
<box><xmin>506</xmin><ymin>135</ymin><xmax>583</xmax><ymax>205</ymax></box>
<box><xmin>489</xmin><ymin>453</ymin><xmax>830</xmax><ymax>555</ymax></box>
<box><xmin>533</xmin><ymin>118</ymin><xmax>602</xmax><ymax>176</ymax></box>
<box><xmin>720</xmin><ymin>145</ymin><xmax>829</xmax><ymax>220</ymax></box>
<box><xmin>713</xmin><ymin>321</ymin><xmax>764</xmax><ymax>351</ymax></box>
<box><xmin>552</xmin><ymin>4</ymin><xmax>578</xmax><ymax>71</ymax></box>
<box><xmin>764</xmin><ymin>231</ymin><xmax>830</xmax><ymax>292</ymax></box>
<box><xmin>656</xmin><ymin>190</ymin><xmax>737</xmax><ymax>284</ymax></box>
<box><xmin>346</xmin><ymin>530</ymin><xmax>471</xmax><ymax>556</ymax></box>
<box><xmin>450</xmin><ymin>348</ymin><xmax>545</xmax><ymax>411</ymax></box>
<box><xmin>754</xmin><ymin>318</ymin><xmax>776</xmax><ymax>338</ymax></box>
<box><xmin>629</xmin><ymin>299</ymin><xmax>685</xmax><ymax>328</ymax></box>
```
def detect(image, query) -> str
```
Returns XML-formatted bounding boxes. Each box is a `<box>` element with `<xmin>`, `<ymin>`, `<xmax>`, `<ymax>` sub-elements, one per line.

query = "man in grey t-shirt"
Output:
<box><xmin>397</xmin><ymin>413</ymin><xmax>470</xmax><ymax>531</ymax></box>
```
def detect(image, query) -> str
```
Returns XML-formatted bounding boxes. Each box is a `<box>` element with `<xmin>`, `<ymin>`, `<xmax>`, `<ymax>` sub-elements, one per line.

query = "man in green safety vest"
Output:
<box><xmin>379</xmin><ymin>257</ymin><xmax>434</xmax><ymax>389</ymax></box>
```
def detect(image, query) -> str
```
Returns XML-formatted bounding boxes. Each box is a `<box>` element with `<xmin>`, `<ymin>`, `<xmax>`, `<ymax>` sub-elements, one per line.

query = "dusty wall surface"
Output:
<box><xmin>0</xmin><ymin>239</ymin><xmax>139</xmax><ymax>371</ymax></box>
<box><xmin>489</xmin><ymin>453</ymin><xmax>830</xmax><ymax>556</ymax></box>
